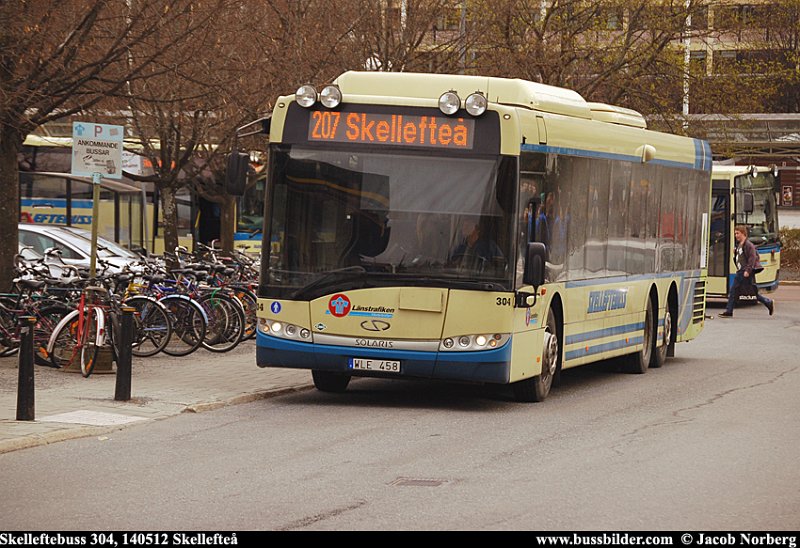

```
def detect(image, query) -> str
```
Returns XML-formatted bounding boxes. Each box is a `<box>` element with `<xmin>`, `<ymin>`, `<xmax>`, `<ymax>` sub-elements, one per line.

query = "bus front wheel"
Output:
<box><xmin>312</xmin><ymin>370</ymin><xmax>351</xmax><ymax>393</ymax></box>
<box><xmin>513</xmin><ymin>311</ymin><xmax>560</xmax><ymax>403</ymax></box>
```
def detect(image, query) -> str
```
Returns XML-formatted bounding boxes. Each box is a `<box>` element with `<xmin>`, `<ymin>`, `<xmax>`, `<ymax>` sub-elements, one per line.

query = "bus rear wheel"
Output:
<box><xmin>312</xmin><ymin>370</ymin><xmax>351</xmax><ymax>393</ymax></box>
<box><xmin>624</xmin><ymin>298</ymin><xmax>654</xmax><ymax>374</ymax></box>
<box><xmin>513</xmin><ymin>311</ymin><xmax>559</xmax><ymax>403</ymax></box>
<box><xmin>650</xmin><ymin>309</ymin><xmax>671</xmax><ymax>368</ymax></box>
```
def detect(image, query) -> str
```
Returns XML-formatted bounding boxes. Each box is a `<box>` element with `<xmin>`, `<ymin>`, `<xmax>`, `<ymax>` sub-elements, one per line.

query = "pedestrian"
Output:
<box><xmin>719</xmin><ymin>225</ymin><xmax>774</xmax><ymax>317</ymax></box>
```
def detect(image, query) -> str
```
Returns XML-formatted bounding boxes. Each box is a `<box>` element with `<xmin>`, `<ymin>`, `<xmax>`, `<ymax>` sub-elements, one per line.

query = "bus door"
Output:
<box><xmin>708</xmin><ymin>179</ymin><xmax>730</xmax><ymax>296</ymax></box>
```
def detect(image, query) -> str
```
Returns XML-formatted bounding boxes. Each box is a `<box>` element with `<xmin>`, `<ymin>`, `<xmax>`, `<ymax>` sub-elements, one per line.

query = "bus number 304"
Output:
<box><xmin>496</xmin><ymin>297</ymin><xmax>512</xmax><ymax>306</ymax></box>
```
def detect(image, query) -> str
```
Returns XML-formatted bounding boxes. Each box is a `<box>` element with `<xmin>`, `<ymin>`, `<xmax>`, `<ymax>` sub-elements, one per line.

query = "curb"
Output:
<box><xmin>183</xmin><ymin>385</ymin><xmax>314</xmax><ymax>413</ymax></box>
<box><xmin>0</xmin><ymin>383</ymin><xmax>314</xmax><ymax>455</ymax></box>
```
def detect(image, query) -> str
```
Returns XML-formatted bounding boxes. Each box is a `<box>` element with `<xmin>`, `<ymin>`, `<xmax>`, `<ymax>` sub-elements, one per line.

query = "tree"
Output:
<box><xmin>468</xmin><ymin>1</ymin><xmax>718</xmax><ymax>124</ymax></box>
<box><xmin>0</xmin><ymin>0</ymin><xmax>215</xmax><ymax>288</ymax></box>
<box><xmin>100</xmin><ymin>0</ymin><xmax>235</xmax><ymax>257</ymax></box>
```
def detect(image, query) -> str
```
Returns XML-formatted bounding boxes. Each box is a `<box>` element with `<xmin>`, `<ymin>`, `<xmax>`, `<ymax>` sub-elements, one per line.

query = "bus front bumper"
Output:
<box><xmin>256</xmin><ymin>331</ymin><xmax>511</xmax><ymax>384</ymax></box>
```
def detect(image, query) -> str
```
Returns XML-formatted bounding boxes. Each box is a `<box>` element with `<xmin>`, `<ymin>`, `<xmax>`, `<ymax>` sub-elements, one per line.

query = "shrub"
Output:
<box><xmin>780</xmin><ymin>227</ymin><xmax>800</xmax><ymax>269</ymax></box>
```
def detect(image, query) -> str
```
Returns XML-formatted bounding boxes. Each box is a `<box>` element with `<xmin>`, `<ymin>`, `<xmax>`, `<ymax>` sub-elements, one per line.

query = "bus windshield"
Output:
<box><xmin>264</xmin><ymin>146</ymin><xmax>515</xmax><ymax>299</ymax></box>
<box><xmin>734</xmin><ymin>172</ymin><xmax>779</xmax><ymax>245</ymax></box>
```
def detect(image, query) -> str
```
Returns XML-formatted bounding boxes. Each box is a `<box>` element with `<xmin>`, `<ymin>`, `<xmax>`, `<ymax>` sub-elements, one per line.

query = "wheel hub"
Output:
<box><xmin>543</xmin><ymin>330</ymin><xmax>558</xmax><ymax>377</ymax></box>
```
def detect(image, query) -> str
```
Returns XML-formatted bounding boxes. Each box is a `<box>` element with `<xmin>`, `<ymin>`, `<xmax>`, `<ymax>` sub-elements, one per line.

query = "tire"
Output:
<box><xmin>0</xmin><ymin>300</ymin><xmax>17</xmax><ymax>356</ymax></box>
<box><xmin>125</xmin><ymin>296</ymin><xmax>172</xmax><ymax>357</ymax></box>
<box><xmin>312</xmin><ymin>370</ymin><xmax>351</xmax><ymax>393</ymax></box>
<box><xmin>49</xmin><ymin>310</ymin><xmax>81</xmax><ymax>369</ymax></box>
<box><xmin>34</xmin><ymin>304</ymin><xmax>73</xmax><ymax>366</ymax></box>
<box><xmin>624</xmin><ymin>297</ymin><xmax>654</xmax><ymax>374</ymax></box>
<box><xmin>198</xmin><ymin>293</ymin><xmax>245</xmax><ymax>353</ymax></box>
<box><xmin>513</xmin><ymin>309</ymin><xmax>560</xmax><ymax>402</ymax></box>
<box><xmin>233</xmin><ymin>288</ymin><xmax>258</xmax><ymax>340</ymax></box>
<box><xmin>80</xmin><ymin>308</ymin><xmax>102</xmax><ymax>378</ymax></box>
<box><xmin>650</xmin><ymin>308</ymin><xmax>671</xmax><ymax>369</ymax></box>
<box><xmin>160</xmin><ymin>296</ymin><xmax>207</xmax><ymax>357</ymax></box>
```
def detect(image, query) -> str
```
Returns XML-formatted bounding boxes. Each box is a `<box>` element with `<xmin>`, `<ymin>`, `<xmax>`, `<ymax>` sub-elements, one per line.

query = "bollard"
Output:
<box><xmin>16</xmin><ymin>316</ymin><xmax>37</xmax><ymax>421</ymax></box>
<box><xmin>114</xmin><ymin>307</ymin><xmax>135</xmax><ymax>401</ymax></box>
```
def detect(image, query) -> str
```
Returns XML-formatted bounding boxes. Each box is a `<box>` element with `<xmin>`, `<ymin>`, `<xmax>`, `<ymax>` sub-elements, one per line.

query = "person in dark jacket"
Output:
<box><xmin>720</xmin><ymin>225</ymin><xmax>774</xmax><ymax>317</ymax></box>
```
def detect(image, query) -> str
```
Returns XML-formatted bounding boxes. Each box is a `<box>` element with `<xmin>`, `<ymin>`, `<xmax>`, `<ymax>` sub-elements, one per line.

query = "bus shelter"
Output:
<box><xmin>19</xmin><ymin>171</ymin><xmax>149</xmax><ymax>253</ymax></box>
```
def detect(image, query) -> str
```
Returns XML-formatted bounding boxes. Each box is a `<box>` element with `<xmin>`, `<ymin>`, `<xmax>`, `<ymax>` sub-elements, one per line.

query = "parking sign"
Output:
<box><xmin>71</xmin><ymin>122</ymin><xmax>124</xmax><ymax>179</ymax></box>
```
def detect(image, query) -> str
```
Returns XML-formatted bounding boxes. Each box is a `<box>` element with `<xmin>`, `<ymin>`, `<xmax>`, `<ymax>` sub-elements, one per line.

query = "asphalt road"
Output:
<box><xmin>2</xmin><ymin>287</ymin><xmax>799</xmax><ymax>531</ymax></box>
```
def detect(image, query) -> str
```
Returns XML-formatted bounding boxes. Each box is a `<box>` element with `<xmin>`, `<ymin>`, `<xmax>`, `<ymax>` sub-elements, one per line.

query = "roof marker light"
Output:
<box><xmin>295</xmin><ymin>85</ymin><xmax>317</xmax><ymax>108</ymax></box>
<box><xmin>465</xmin><ymin>92</ymin><xmax>487</xmax><ymax>116</ymax></box>
<box><xmin>438</xmin><ymin>91</ymin><xmax>461</xmax><ymax>115</ymax></box>
<box><xmin>320</xmin><ymin>85</ymin><xmax>342</xmax><ymax>108</ymax></box>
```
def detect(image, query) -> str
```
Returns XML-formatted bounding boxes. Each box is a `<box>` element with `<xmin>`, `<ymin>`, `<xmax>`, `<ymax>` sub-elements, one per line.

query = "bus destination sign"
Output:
<box><xmin>308</xmin><ymin>111</ymin><xmax>475</xmax><ymax>150</ymax></box>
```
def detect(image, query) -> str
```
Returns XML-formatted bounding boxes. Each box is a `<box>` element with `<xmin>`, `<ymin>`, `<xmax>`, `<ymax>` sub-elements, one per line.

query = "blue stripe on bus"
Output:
<box><xmin>565</xmin><ymin>336</ymin><xmax>644</xmax><ymax>361</ymax></box>
<box><xmin>234</xmin><ymin>232</ymin><xmax>261</xmax><ymax>240</ymax></box>
<box><xmin>565</xmin><ymin>322</ymin><xmax>645</xmax><ymax>345</ymax></box>
<box><xmin>693</xmin><ymin>139</ymin><xmax>713</xmax><ymax>171</ymax></box>
<box><xmin>520</xmin><ymin>144</ymin><xmax>695</xmax><ymax>169</ymax></box>
<box><xmin>21</xmin><ymin>198</ymin><xmax>94</xmax><ymax>209</ymax></box>
<box><xmin>757</xmin><ymin>243</ymin><xmax>781</xmax><ymax>253</ymax></box>
<box><xmin>693</xmin><ymin>139</ymin><xmax>701</xmax><ymax>170</ymax></box>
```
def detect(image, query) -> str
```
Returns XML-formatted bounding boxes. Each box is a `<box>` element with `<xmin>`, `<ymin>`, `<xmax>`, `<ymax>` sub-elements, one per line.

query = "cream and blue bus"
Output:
<box><xmin>246</xmin><ymin>71</ymin><xmax>711</xmax><ymax>402</ymax></box>
<box><xmin>708</xmin><ymin>164</ymin><xmax>780</xmax><ymax>301</ymax></box>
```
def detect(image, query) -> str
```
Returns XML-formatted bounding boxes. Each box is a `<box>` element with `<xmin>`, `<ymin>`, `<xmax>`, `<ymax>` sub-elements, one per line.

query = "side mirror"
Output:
<box><xmin>523</xmin><ymin>242</ymin><xmax>546</xmax><ymax>288</ymax></box>
<box><xmin>742</xmin><ymin>192</ymin><xmax>754</xmax><ymax>215</ymax></box>
<box><xmin>225</xmin><ymin>151</ymin><xmax>250</xmax><ymax>196</ymax></box>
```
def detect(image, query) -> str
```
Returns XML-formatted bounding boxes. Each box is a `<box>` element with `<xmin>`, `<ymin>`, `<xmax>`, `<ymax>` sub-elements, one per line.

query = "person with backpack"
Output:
<box><xmin>719</xmin><ymin>225</ymin><xmax>775</xmax><ymax>317</ymax></box>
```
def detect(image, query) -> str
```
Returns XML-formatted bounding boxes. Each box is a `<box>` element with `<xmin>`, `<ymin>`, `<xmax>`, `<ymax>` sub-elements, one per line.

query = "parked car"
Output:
<box><xmin>18</xmin><ymin>224</ymin><xmax>142</xmax><ymax>273</ymax></box>
<box><xmin>16</xmin><ymin>244</ymin><xmax>67</xmax><ymax>278</ymax></box>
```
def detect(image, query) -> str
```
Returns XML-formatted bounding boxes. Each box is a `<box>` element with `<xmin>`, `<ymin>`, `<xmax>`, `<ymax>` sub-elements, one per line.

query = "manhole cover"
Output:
<box><xmin>390</xmin><ymin>477</ymin><xmax>447</xmax><ymax>487</ymax></box>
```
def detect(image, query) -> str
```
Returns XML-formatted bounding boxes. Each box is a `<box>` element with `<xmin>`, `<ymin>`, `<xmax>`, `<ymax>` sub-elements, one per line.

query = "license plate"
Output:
<box><xmin>349</xmin><ymin>358</ymin><xmax>401</xmax><ymax>373</ymax></box>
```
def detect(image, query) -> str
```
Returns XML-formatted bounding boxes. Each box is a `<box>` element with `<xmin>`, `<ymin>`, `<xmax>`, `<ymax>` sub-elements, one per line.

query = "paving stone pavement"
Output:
<box><xmin>0</xmin><ymin>340</ymin><xmax>312</xmax><ymax>454</ymax></box>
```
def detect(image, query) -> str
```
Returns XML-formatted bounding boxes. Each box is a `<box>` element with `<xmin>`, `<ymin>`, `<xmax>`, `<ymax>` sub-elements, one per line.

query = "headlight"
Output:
<box><xmin>295</xmin><ymin>85</ymin><xmax>317</xmax><ymax>108</ymax></box>
<box><xmin>465</xmin><ymin>92</ymin><xmax>487</xmax><ymax>116</ymax></box>
<box><xmin>320</xmin><ymin>85</ymin><xmax>342</xmax><ymax>108</ymax></box>
<box><xmin>439</xmin><ymin>333</ymin><xmax>509</xmax><ymax>352</ymax></box>
<box><xmin>260</xmin><ymin>319</ymin><xmax>312</xmax><ymax>342</ymax></box>
<box><xmin>438</xmin><ymin>91</ymin><xmax>461</xmax><ymax>115</ymax></box>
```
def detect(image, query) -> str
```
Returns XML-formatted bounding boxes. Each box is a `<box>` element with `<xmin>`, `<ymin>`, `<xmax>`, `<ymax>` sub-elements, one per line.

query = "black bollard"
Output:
<box><xmin>114</xmin><ymin>307</ymin><xmax>135</xmax><ymax>401</ymax></box>
<box><xmin>16</xmin><ymin>316</ymin><xmax>37</xmax><ymax>421</ymax></box>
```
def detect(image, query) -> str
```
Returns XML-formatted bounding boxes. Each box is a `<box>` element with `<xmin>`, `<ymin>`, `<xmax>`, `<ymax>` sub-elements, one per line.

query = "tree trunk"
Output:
<box><xmin>0</xmin><ymin>126</ymin><xmax>22</xmax><ymax>291</ymax></box>
<box><xmin>219</xmin><ymin>194</ymin><xmax>235</xmax><ymax>253</ymax></box>
<box><xmin>160</xmin><ymin>186</ymin><xmax>181</xmax><ymax>260</ymax></box>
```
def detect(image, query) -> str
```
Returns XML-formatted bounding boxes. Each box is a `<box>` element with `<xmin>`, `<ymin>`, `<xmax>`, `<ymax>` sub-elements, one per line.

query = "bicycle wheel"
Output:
<box><xmin>125</xmin><ymin>296</ymin><xmax>172</xmax><ymax>357</ymax></box>
<box><xmin>160</xmin><ymin>296</ymin><xmax>206</xmax><ymax>357</ymax></box>
<box><xmin>49</xmin><ymin>310</ymin><xmax>81</xmax><ymax>369</ymax></box>
<box><xmin>198</xmin><ymin>293</ymin><xmax>245</xmax><ymax>353</ymax></box>
<box><xmin>34</xmin><ymin>304</ymin><xmax>73</xmax><ymax>366</ymax></box>
<box><xmin>232</xmin><ymin>287</ymin><xmax>258</xmax><ymax>340</ymax></box>
<box><xmin>80</xmin><ymin>308</ymin><xmax>102</xmax><ymax>378</ymax></box>
<box><xmin>0</xmin><ymin>300</ymin><xmax>16</xmax><ymax>356</ymax></box>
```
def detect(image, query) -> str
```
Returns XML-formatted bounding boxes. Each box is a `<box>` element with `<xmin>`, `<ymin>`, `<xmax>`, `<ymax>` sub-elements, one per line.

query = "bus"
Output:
<box><xmin>246</xmin><ymin>71</ymin><xmax>712</xmax><ymax>402</ymax></box>
<box><xmin>233</xmin><ymin>174</ymin><xmax>266</xmax><ymax>255</ymax></box>
<box><xmin>708</xmin><ymin>164</ymin><xmax>780</xmax><ymax>301</ymax></box>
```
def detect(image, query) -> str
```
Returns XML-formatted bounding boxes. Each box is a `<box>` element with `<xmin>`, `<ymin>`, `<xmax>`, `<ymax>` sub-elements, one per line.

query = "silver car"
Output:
<box><xmin>18</xmin><ymin>224</ymin><xmax>141</xmax><ymax>273</ymax></box>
